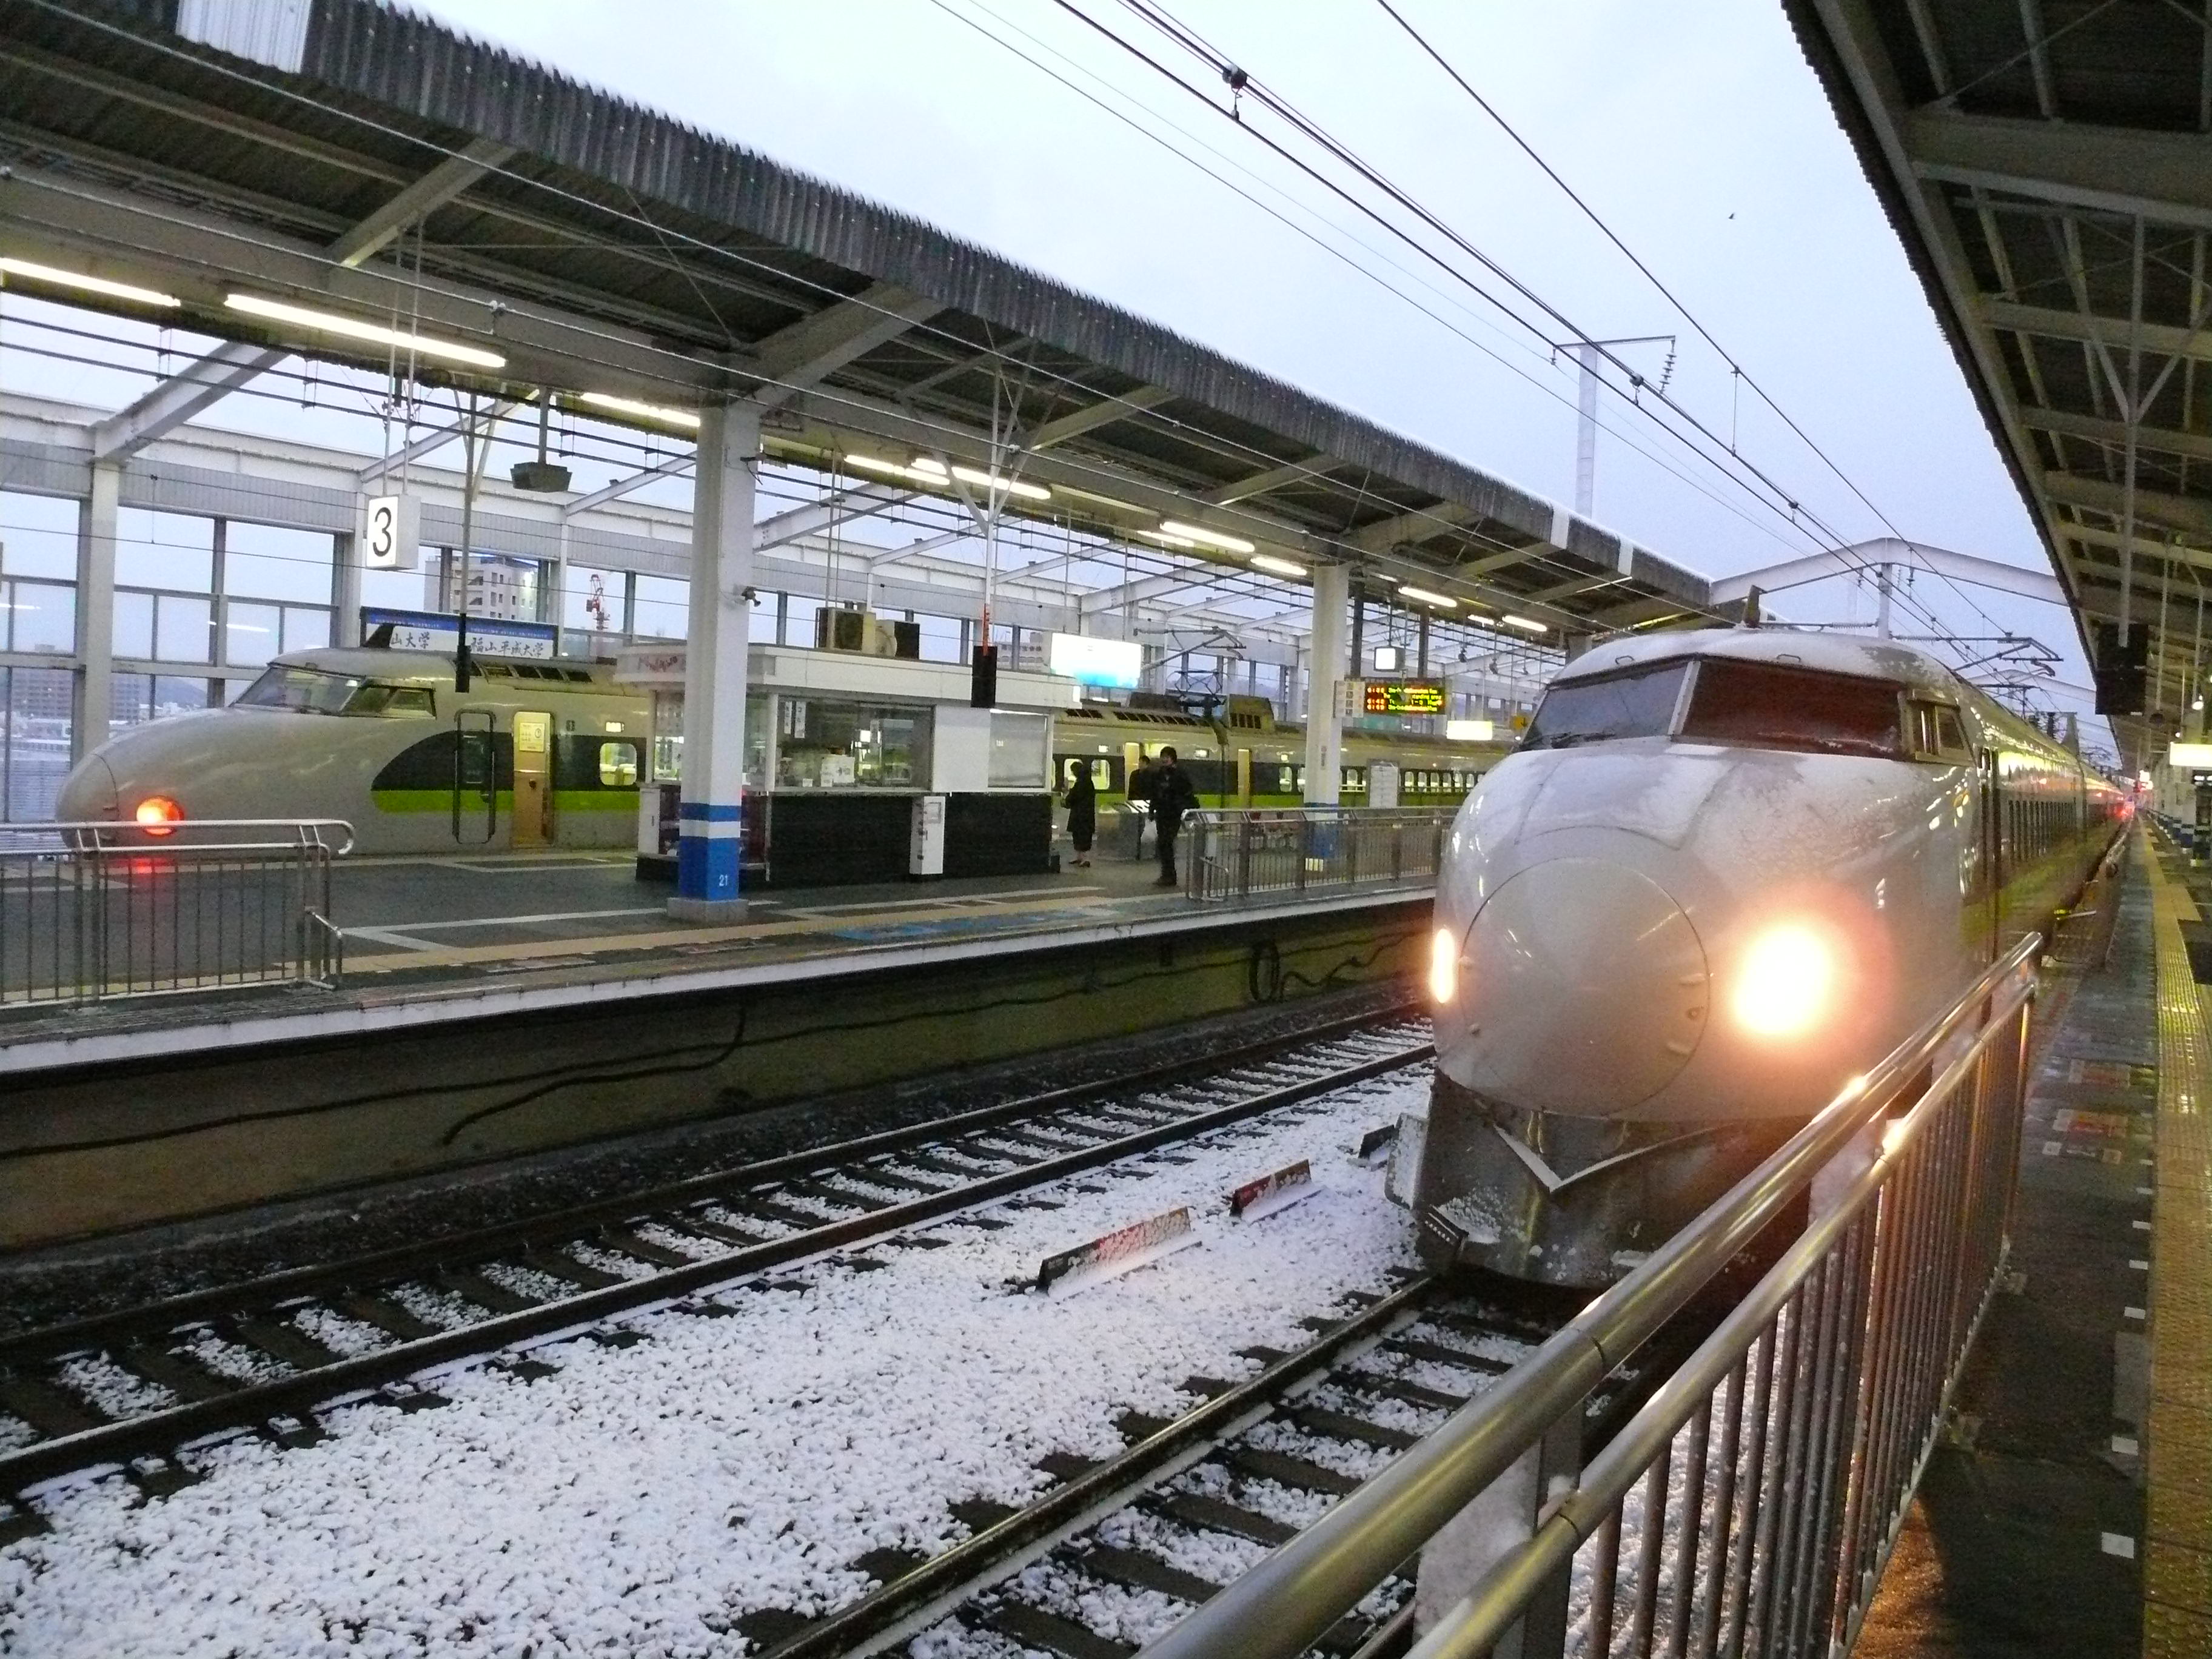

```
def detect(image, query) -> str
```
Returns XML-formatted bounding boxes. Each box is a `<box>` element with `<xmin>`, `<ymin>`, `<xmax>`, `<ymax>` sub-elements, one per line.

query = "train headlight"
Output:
<box><xmin>133</xmin><ymin>796</ymin><xmax>183</xmax><ymax>837</ymax></box>
<box><xmin>1429</xmin><ymin>926</ymin><xmax>1458</xmax><ymax>1004</ymax></box>
<box><xmin>1732</xmin><ymin>925</ymin><xmax>1832</xmax><ymax>1037</ymax></box>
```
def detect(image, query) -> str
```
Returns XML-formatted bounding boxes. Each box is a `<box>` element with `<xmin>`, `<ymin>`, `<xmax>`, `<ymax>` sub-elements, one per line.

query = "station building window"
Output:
<box><xmin>776</xmin><ymin>697</ymin><xmax>930</xmax><ymax>789</ymax></box>
<box><xmin>645</xmin><ymin>691</ymin><xmax>768</xmax><ymax>790</ymax></box>
<box><xmin>3</xmin><ymin>491</ymin><xmax>78</xmax><ymax>670</ymax></box>
<box><xmin>912</xmin><ymin>614</ymin><xmax>959</xmax><ymax>663</ymax></box>
<box><xmin>0</xmin><ymin>666</ymin><xmax>72</xmax><ymax>820</ymax></box>
<box><xmin>631</xmin><ymin>574</ymin><xmax>688</xmax><ymax>641</ymax></box>
<box><xmin>988</xmin><ymin>711</ymin><xmax>1050</xmax><ymax>788</ymax></box>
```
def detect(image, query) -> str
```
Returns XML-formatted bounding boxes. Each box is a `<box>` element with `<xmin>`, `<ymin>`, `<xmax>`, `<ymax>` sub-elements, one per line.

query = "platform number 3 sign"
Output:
<box><xmin>361</xmin><ymin>494</ymin><xmax>421</xmax><ymax>571</ymax></box>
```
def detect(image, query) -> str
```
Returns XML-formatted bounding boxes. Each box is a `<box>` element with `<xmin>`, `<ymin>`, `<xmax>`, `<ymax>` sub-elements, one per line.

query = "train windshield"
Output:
<box><xmin>235</xmin><ymin>665</ymin><xmax>366</xmax><ymax>714</ymax></box>
<box><xmin>236</xmin><ymin>665</ymin><xmax>433</xmax><ymax>717</ymax></box>
<box><xmin>1520</xmin><ymin>662</ymin><xmax>1689</xmax><ymax>749</ymax></box>
<box><xmin>1678</xmin><ymin>659</ymin><xmax>1904</xmax><ymax>758</ymax></box>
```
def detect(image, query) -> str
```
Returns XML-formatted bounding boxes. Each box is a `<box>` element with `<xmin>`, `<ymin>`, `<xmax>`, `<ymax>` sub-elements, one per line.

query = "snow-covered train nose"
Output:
<box><xmin>1452</xmin><ymin>858</ymin><xmax>1709</xmax><ymax>1115</ymax></box>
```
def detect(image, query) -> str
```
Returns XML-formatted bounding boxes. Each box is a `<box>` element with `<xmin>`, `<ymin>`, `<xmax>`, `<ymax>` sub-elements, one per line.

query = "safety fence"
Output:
<box><xmin>1139</xmin><ymin>929</ymin><xmax>2044</xmax><ymax>1659</ymax></box>
<box><xmin>0</xmin><ymin>820</ymin><xmax>352</xmax><ymax>1007</ymax></box>
<box><xmin>1180</xmin><ymin>806</ymin><xmax>1458</xmax><ymax>902</ymax></box>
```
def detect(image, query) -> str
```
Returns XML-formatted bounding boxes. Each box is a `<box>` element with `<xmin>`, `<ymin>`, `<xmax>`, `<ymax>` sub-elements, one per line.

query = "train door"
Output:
<box><xmin>512</xmin><ymin>710</ymin><xmax>552</xmax><ymax>848</ymax></box>
<box><xmin>453</xmin><ymin>709</ymin><xmax>497</xmax><ymax>845</ymax></box>
<box><xmin>1235</xmin><ymin>748</ymin><xmax>1252</xmax><ymax>805</ymax></box>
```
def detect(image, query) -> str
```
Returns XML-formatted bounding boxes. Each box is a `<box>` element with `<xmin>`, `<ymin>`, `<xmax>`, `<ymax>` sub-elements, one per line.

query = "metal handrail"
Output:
<box><xmin>0</xmin><ymin>819</ymin><xmax>357</xmax><ymax>856</ymax></box>
<box><xmin>1138</xmin><ymin>929</ymin><xmax>2045</xmax><ymax>1659</ymax></box>
<box><xmin>1180</xmin><ymin>805</ymin><xmax>1458</xmax><ymax>902</ymax></box>
<box><xmin>0</xmin><ymin>818</ymin><xmax>355</xmax><ymax>1004</ymax></box>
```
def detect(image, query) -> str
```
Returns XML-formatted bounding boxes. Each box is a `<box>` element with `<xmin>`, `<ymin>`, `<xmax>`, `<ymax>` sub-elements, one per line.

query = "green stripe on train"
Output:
<box><xmin>370</xmin><ymin>788</ymin><xmax>636</xmax><ymax>815</ymax></box>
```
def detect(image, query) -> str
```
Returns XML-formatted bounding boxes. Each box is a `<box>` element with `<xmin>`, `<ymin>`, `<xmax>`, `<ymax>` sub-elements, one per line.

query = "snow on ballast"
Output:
<box><xmin>0</xmin><ymin>1069</ymin><xmax>1435</xmax><ymax>1659</ymax></box>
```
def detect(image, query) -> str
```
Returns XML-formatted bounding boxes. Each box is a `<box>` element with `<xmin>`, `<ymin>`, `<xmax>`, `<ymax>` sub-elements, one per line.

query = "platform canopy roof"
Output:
<box><xmin>1789</xmin><ymin>0</ymin><xmax>2212</xmax><ymax>768</ymax></box>
<box><xmin>0</xmin><ymin>0</ymin><xmax>1740</xmax><ymax>644</ymax></box>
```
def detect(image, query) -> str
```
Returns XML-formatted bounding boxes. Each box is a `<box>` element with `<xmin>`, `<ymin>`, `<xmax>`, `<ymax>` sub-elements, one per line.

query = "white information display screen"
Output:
<box><xmin>1048</xmin><ymin>632</ymin><xmax>1142</xmax><ymax>689</ymax></box>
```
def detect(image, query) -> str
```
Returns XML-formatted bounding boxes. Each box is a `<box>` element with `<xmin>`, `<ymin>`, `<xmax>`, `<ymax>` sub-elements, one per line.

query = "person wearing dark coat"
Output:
<box><xmin>1150</xmin><ymin>745</ymin><xmax>1199</xmax><ymax>888</ymax></box>
<box><xmin>1064</xmin><ymin>765</ymin><xmax>1098</xmax><ymax>868</ymax></box>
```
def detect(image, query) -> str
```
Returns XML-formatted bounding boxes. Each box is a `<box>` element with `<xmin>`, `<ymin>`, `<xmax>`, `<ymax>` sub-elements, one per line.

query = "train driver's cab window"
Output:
<box><xmin>1677</xmin><ymin>659</ymin><xmax>1905</xmax><ymax>759</ymax></box>
<box><xmin>598</xmin><ymin>741</ymin><xmax>639</xmax><ymax>787</ymax></box>
<box><xmin>1905</xmin><ymin>701</ymin><xmax>1972</xmax><ymax>763</ymax></box>
<box><xmin>236</xmin><ymin>665</ymin><xmax>437</xmax><ymax>717</ymax></box>
<box><xmin>1520</xmin><ymin>661</ymin><xmax>1691</xmax><ymax>750</ymax></box>
<box><xmin>344</xmin><ymin>683</ymin><xmax>435</xmax><ymax>718</ymax></box>
<box><xmin>235</xmin><ymin>664</ymin><xmax>364</xmax><ymax>714</ymax></box>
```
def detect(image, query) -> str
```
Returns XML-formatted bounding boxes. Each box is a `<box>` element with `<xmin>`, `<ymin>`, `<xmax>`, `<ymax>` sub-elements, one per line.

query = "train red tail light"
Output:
<box><xmin>133</xmin><ymin>796</ymin><xmax>183</xmax><ymax>836</ymax></box>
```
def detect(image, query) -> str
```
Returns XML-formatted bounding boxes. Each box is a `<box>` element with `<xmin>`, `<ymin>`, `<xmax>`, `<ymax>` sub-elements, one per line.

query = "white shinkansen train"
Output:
<box><xmin>1416</xmin><ymin>628</ymin><xmax>2126</xmax><ymax>1287</ymax></box>
<box><xmin>55</xmin><ymin>649</ymin><xmax>651</xmax><ymax>852</ymax></box>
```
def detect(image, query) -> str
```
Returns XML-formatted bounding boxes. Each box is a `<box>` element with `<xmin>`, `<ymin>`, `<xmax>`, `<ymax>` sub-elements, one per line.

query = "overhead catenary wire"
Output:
<box><xmin>1057</xmin><ymin>0</ymin><xmax>1967</xmax><ymax>652</ymax></box>
<box><xmin>923</xmin><ymin>0</ymin><xmax>1832</xmax><ymax>570</ymax></box>
<box><xmin>1365</xmin><ymin>0</ymin><xmax>2013</xmax><ymax>641</ymax></box>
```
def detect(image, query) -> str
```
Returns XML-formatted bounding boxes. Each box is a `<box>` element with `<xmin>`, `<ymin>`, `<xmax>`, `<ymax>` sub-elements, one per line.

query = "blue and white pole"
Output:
<box><xmin>668</xmin><ymin>401</ymin><xmax>759</xmax><ymax>921</ymax></box>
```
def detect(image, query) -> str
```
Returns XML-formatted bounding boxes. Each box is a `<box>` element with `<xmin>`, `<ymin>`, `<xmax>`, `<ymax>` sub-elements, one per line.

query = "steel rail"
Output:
<box><xmin>1135</xmin><ymin>930</ymin><xmax>2045</xmax><ymax>1659</ymax></box>
<box><xmin>764</xmin><ymin>1275</ymin><xmax>1443</xmax><ymax>1659</ymax></box>
<box><xmin>0</xmin><ymin>1002</ymin><xmax>1418</xmax><ymax>1368</ymax></box>
<box><xmin>0</xmin><ymin>1037</ymin><xmax>1433</xmax><ymax>1494</ymax></box>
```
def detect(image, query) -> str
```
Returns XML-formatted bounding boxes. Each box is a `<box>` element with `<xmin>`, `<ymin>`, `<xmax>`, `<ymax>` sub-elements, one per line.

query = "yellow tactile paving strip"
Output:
<box><xmin>2139</xmin><ymin>835</ymin><xmax>2212</xmax><ymax>1652</ymax></box>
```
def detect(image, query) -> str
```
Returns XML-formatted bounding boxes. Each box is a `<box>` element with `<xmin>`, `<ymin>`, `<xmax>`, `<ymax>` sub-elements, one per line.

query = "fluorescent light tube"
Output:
<box><xmin>1398</xmin><ymin>585</ymin><xmax>1459</xmax><ymax>609</ymax></box>
<box><xmin>226</xmin><ymin>292</ymin><xmax>505</xmax><ymax>369</ymax></box>
<box><xmin>1501</xmin><ymin>614</ymin><xmax>1547</xmax><ymax>633</ymax></box>
<box><xmin>1159</xmin><ymin>519</ymin><xmax>1257</xmax><ymax>554</ymax></box>
<box><xmin>578</xmin><ymin>391</ymin><xmax>701</xmax><ymax>430</ymax></box>
<box><xmin>949</xmin><ymin>464</ymin><xmax>1050</xmax><ymax>501</ymax></box>
<box><xmin>1250</xmin><ymin>554</ymin><xmax>1307</xmax><ymax>578</ymax></box>
<box><xmin>0</xmin><ymin>257</ymin><xmax>179</xmax><ymax>309</ymax></box>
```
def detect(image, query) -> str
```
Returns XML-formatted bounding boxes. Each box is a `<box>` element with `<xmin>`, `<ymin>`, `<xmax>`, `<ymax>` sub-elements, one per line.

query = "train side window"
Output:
<box><xmin>1906</xmin><ymin>700</ymin><xmax>1970</xmax><ymax>762</ymax></box>
<box><xmin>598</xmin><ymin>741</ymin><xmax>640</xmax><ymax>787</ymax></box>
<box><xmin>385</xmin><ymin>687</ymin><xmax>435</xmax><ymax>718</ymax></box>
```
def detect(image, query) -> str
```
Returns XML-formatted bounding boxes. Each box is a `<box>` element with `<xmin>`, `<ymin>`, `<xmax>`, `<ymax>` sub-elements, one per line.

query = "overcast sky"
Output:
<box><xmin>387</xmin><ymin>0</ymin><xmax>2100</xmax><ymax>744</ymax></box>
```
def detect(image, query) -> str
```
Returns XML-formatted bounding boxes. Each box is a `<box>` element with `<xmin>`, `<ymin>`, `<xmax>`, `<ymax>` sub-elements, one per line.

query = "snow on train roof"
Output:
<box><xmin>1553</xmin><ymin>628</ymin><xmax>1965</xmax><ymax>694</ymax></box>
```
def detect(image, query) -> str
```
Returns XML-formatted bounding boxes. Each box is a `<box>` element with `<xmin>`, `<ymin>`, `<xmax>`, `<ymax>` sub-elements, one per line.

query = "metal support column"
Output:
<box><xmin>1304</xmin><ymin>563</ymin><xmax>1349</xmax><ymax>805</ymax></box>
<box><xmin>669</xmin><ymin>401</ymin><xmax>760</xmax><ymax>921</ymax></box>
<box><xmin>332</xmin><ymin>529</ymin><xmax>363</xmax><ymax>647</ymax></box>
<box><xmin>73</xmin><ymin>461</ymin><xmax>119</xmax><ymax>763</ymax></box>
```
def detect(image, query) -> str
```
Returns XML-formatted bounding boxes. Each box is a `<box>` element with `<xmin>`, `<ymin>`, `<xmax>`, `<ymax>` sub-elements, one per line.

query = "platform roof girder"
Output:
<box><xmin>87</xmin><ymin>341</ymin><xmax>284</xmax><ymax>464</ymax></box>
<box><xmin>1904</xmin><ymin>108</ymin><xmax>2212</xmax><ymax>232</ymax></box>
<box><xmin>1709</xmin><ymin>537</ymin><xmax>2070</xmax><ymax>608</ymax></box>
<box><xmin>0</xmin><ymin>0</ymin><xmax>1734</xmax><ymax>646</ymax></box>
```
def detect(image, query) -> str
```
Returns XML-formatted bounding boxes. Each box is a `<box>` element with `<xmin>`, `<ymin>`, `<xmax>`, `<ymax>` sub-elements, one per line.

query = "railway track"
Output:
<box><xmin>0</xmin><ymin>1010</ymin><xmax>1433</xmax><ymax>1528</ymax></box>
<box><xmin>742</xmin><ymin>1272</ymin><xmax>1581</xmax><ymax>1659</ymax></box>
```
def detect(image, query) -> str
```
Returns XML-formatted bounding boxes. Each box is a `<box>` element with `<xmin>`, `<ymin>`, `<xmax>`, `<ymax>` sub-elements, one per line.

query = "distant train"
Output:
<box><xmin>1416</xmin><ymin>628</ymin><xmax>2126</xmax><ymax>1287</ymax></box>
<box><xmin>53</xmin><ymin>646</ymin><xmax>1513</xmax><ymax>854</ymax></box>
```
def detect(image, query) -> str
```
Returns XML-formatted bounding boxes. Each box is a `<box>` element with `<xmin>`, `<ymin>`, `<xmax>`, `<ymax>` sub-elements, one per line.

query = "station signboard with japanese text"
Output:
<box><xmin>361</xmin><ymin>606</ymin><xmax>557</xmax><ymax>660</ymax></box>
